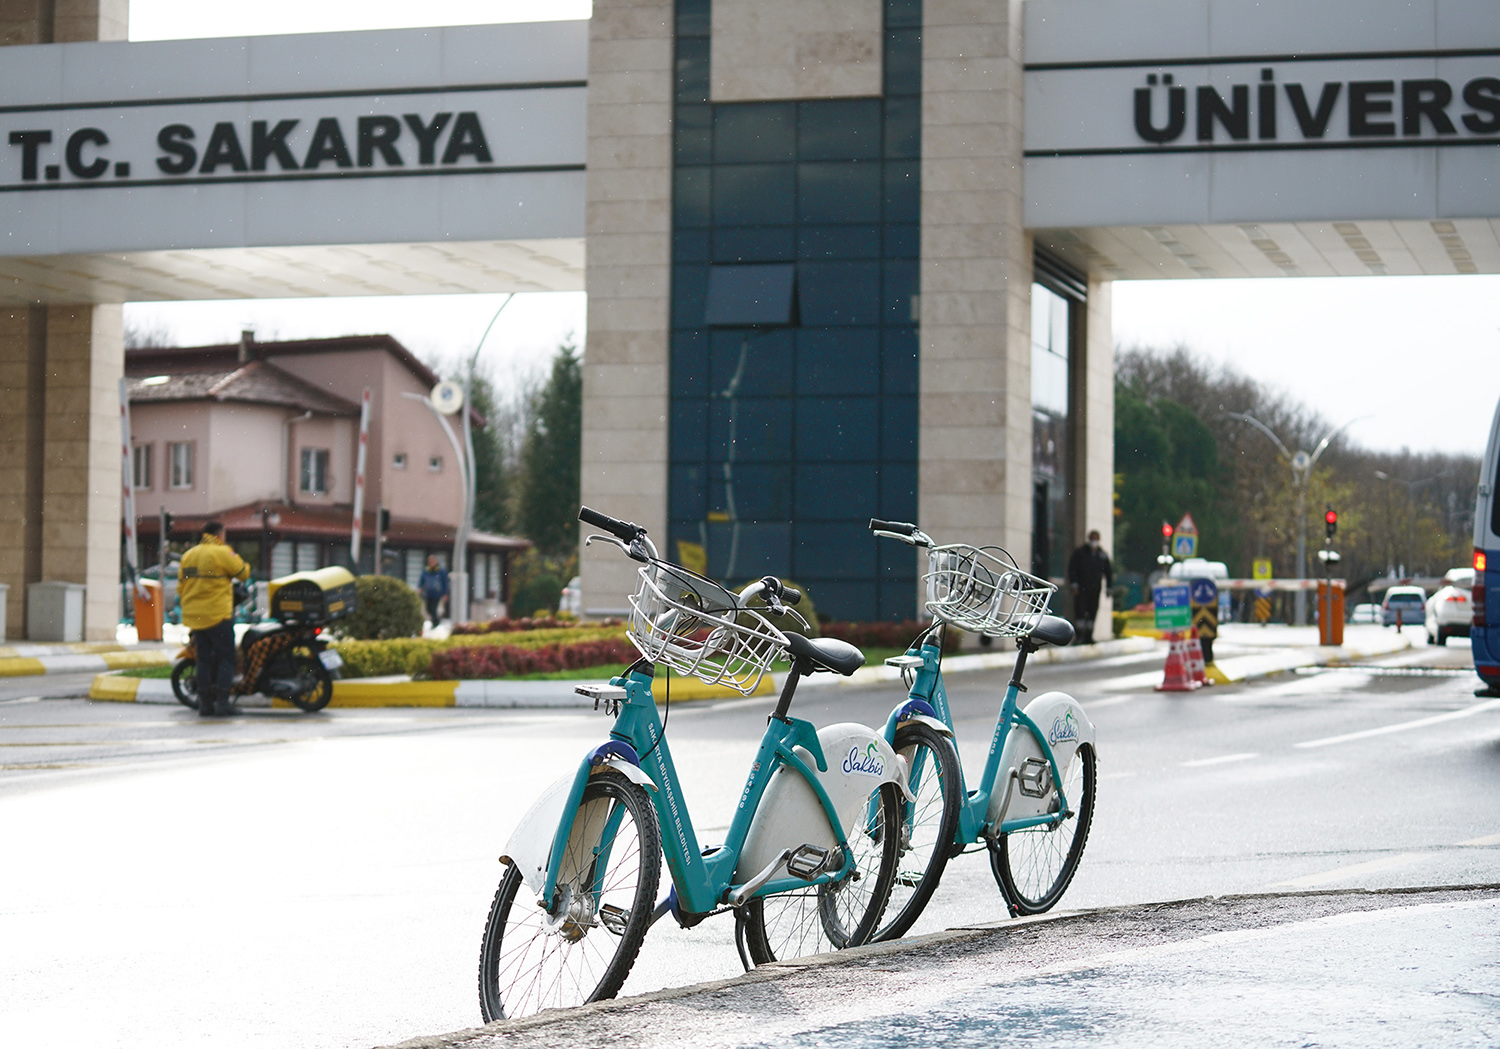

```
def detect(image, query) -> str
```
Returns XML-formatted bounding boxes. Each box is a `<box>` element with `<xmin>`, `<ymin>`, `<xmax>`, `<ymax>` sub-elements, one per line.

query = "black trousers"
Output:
<box><xmin>193</xmin><ymin>619</ymin><xmax>236</xmax><ymax>710</ymax></box>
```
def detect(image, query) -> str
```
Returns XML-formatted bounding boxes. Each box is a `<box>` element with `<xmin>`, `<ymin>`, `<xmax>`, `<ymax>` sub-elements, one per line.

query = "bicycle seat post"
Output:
<box><xmin>771</xmin><ymin>658</ymin><xmax>812</xmax><ymax>722</ymax></box>
<box><xmin>1008</xmin><ymin>640</ymin><xmax>1034</xmax><ymax>694</ymax></box>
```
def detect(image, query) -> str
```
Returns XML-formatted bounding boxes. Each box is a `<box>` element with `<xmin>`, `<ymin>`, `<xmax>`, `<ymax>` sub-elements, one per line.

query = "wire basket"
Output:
<box><xmin>924</xmin><ymin>544</ymin><xmax>1055</xmax><ymax>637</ymax></box>
<box><xmin>626</xmin><ymin>560</ymin><xmax>789</xmax><ymax>695</ymax></box>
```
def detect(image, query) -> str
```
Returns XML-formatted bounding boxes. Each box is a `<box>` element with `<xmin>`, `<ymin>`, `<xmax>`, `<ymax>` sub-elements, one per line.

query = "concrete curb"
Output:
<box><xmin>2</xmin><ymin>646</ymin><xmax>172</xmax><ymax>678</ymax></box>
<box><xmin>793</xmin><ymin>635</ymin><xmax>1161</xmax><ymax>691</ymax></box>
<box><xmin>1209</xmin><ymin>631</ymin><xmax>1414</xmax><ymax>684</ymax></box>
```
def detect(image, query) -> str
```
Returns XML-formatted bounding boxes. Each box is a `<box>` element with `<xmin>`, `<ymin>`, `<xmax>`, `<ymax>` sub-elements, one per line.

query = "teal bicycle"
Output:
<box><xmin>866</xmin><ymin>520</ymin><xmax>1098</xmax><ymax>941</ymax></box>
<box><xmin>477</xmin><ymin>508</ymin><xmax>911</xmax><ymax>1021</ymax></box>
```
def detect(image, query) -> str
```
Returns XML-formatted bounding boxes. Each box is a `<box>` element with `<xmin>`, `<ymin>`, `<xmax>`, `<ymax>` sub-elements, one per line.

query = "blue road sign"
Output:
<box><xmin>1189</xmin><ymin>577</ymin><xmax>1218</xmax><ymax>607</ymax></box>
<box><xmin>1154</xmin><ymin>581</ymin><xmax>1191</xmax><ymax>630</ymax></box>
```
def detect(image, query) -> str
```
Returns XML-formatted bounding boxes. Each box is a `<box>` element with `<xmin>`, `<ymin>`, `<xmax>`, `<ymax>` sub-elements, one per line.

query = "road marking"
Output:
<box><xmin>1294</xmin><ymin>697</ymin><xmax>1500</xmax><ymax>749</ymax></box>
<box><xmin>1458</xmin><ymin>833</ymin><xmax>1500</xmax><ymax>846</ymax></box>
<box><xmin>1272</xmin><ymin>852</ymin><xmax>1425</xmax><ymax>888</ymax></box>
<box><xmin>0</xmin><ymin>696</ymin><xmax>42</xmax><ymax>705</ymax></box>
<box><xmin>1181</xmin><ymin>752</ymin><xmax>1258</xmax><ymax>768</ymax></box>
<box><xmin>1083</xmin><ymin>693</ymin><xmax>1138</xmax><ymax>709</ymax></box>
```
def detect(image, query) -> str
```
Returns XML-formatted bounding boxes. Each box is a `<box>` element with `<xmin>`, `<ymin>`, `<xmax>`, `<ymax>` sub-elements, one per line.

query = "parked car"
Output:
<box><xmin>1426</xmin><ymin>567</ymin><xmax>1475</xmax><ymax>645</ymax></box>
<box><xmin>1381</xmin><ymin>585</ymin><xmax>1428</xmax><ymax>628</ymax></box>
<box><xmin>1350</xmin><ymin>602</ymin><xmax>1380</xmax><ymax>624</ymax></box>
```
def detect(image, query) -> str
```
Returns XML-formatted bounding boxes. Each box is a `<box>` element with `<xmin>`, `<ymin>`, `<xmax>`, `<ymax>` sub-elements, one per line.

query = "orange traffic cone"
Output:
<box><xmin>1185</xmin><ymin>630</ymin><xmax>1210</xmax><ymax>686</ymax></box>
<box><xmin>1156</xmin><ymin>631</ymin><xmax>1202</xmax><ymax>692</ymax></box>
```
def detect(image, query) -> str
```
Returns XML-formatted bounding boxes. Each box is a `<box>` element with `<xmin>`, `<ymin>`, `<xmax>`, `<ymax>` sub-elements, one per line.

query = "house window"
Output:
<box><xmin>428</xmin><ymin>455</ymin><xmax>442</xmax><ymax>472</ymax></box>
<box><xmin>393</xmin><ymin>452</ymin><xmax>407</xmax><ymax>470</ymax></box>
<box><xmin>131</xmin><ymin>444</ymin><xmax>152</xmax><ymax>489</ymax></box>
<box><xmin>168</xmin><ymin>442</ymin><xmax>193</xmax><ymax>490</ymax></box>
<box><xmin>300</xmin><ymin>448</ymin><xmax>330</xmax><ymax>494</ymax></box>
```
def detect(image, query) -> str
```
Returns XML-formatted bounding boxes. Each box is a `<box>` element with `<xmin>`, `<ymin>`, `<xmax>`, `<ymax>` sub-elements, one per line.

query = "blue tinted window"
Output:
<box><xmin>885</xmin><ymin>0</ymin><xmax>923</xmax><ymax>31</ymax></box>
<box><xmin>671</xmin><ymin>398</ymin><xmax>707</xmax><ymax>461</ymax></box>
<box><xmin>672</xmin><ymin>264</ymin><xmax>709</xmax><ymax>328</ymax></box>
<box><xmin>799</xmin><ymin>225</ymin><xmax>881</xmax><ymax>260</ymax></box>
<box><xmin>884</xmin><ymin>29</ymin><xmax>922</xmax><ymax>96</ymax></box>
<box><xmin>705</xmin><ymin>264</ymin><xmax>796</xmax><ymax>325</ymax></box>
<box><xmin>711</xmin><ymin>328</ymin><xmax>794</xmax><ymax>397</ymax></box>
<box><xmin>708</xmin><ymin>521</ymin><xmax>792</xmax><ymax>581</ymax></box>
<box><xmin>879</xmin><ymin>581</ymin><xmax>917</xmax><ymax>622</ymax></box>
<box><xmin>676</xmin><ymin>104</ymin><xmax>712</xmax><ymax>165</ymax></box>
<box><xmin>799</xmin><ymin>161</ymin><xmax>881</xmax><ymax>225</ymax></box>
<box><xmin>796</xmin><ymin>463</ymin><xmax>880</xmax><ymax>520</ymax></box>
<box><xmin>884</xmin><ymin>259</ymin><xmax>918</xmax><ymax>325</ymax></box>
<box><xmin>675</xmin><ymin>167</ymin><xmax>710</xmax><ymax>228</ymax></box>
<box><xmin>797</xmin><ymin>396</ymin><xmax>878</xmax><ymax>462</ymax></box>
<box><xmin>671</xmin><ymin>330</ymin><xmax>709</xmax><ymax>397</ymax></box>
<box><xmin>883</xmin><ymin>162</ymin><xmax>919</xmax><ymax>223</ymax></box>
<box><xmin>713</xmin><ymin>164</ymin><xmax>796</xmax><ymax>226</ymax></box>
<box><xmin>676</xmin><ymin>37</ymin><xmax>709</xmax><ymax>103</ymax></box>
<box><xmin>881</xmin><ymin>398</ymin><xmax>918</xmax><ymax>460</ymax></box>
<box><xmin>879</xmin><ymin>538</ymin><xmax>919</xmax><ymax>580</ymax></box>
<box><xmin>718</xmin><ymin>464</ymin><xmax>792</xmax><ymax>521</ymax></box>
<box><xmin>798</xmin><ymin>328</ymin><xmax>880</xmax><ymax>396</ymax></box>
<box><xmin>795</xmin><ymin>525</ymin><xmax>877</xmax><ymax>581</ymax></box>
<box><xmin>674</xmin><ymin>229</ymin><xmax>710</xmax><ymax>263</ymax></box>
<box><xmin>798</xmin><ymin>99</ymin><xmax>883</xmax><ymax>160</ymax></box>
<box><xmin>713</xmin><ymin>226</ymin><xmax>795</xmax><ymax>263</ymax></box>
<box><xmin>711</xmin><ymin>398</ymin><xmax>794</xmax><ymax>462</ymax></box>
<box><xmin>799</xmin><ymin>261</ymin><xmax>881</xmax><ymax>326</ymax></box>
<box><xmin>884</xmin><ymin>223</ymin><xmax>919</xmax><ymax>258</ymax></box>
<box><xmin>670</xmin><ymin>464</ymin><xmax>707</xmax><ymax>520</ymax></box>
<box><xmin>677</xmin><ymin>0</ymin><xmax>710</xmax><ymax>37</ymax></box>
<box><xmin>883</xmin><ymin>327</ymin><xmax>918</xmax><ymax>394</ymax></box>
<box><xmin>884</xmin><ymin>96</ymin><xmax>921</xmax><ymax>159</ymax></box>
<box><xmin>715</xmin><ymin>104</ymin><xmax>796</xmax><ymax>163</ymax></box>
<box><xmin>880</xmin><ymin>462</ymin><xmax>919</xmax><ymax>519</ymax></box>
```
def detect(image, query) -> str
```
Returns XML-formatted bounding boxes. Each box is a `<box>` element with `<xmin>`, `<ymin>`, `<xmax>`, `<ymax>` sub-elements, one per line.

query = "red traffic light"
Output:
<box><xmin>1324</xmin><ymin>509</ymin><xmax>1337</xmax><ymax>526</ymax></box>
<box><xmin>1324</xmin><ymin>507</ymin><xmax>1338</xmax><ymax>538</ymax></box>
<box><xmin>1161</xmin><ymin>521</ymin><xmax>1174</xmax><ymax>538</ymax></box>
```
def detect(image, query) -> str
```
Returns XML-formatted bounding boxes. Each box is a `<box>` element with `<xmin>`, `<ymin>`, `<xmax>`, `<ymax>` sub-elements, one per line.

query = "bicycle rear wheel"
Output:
<box><xmin>478</xmin><ymin>768</ymin><xmax>660</xmax><ymax>1022</ymax></box>
<box><xmin>871</xmin><ymin>721</ymin><xmax>962</xmax><ymax>942</ymax></box>
<box><xmin>990</xmin><ymin>742</ymin><xmax>1095</xmax><ymax>914</ymax></box>
<box><xmin>742</xmin><ymin>781</ymin><xmax>901</xmax><ymax>964</ymax></box>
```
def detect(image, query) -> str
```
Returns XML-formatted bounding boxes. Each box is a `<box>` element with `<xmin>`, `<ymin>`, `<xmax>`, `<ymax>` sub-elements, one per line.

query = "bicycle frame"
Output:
<box><xmin>533</xmin><ymin>663</ymin><xmax>866</xmax><ymax>919</ymax></box>
<box><xmin>882</xmin><ymin>632</ymin><xmax>1078</xmax><ymax>847</ymax></box>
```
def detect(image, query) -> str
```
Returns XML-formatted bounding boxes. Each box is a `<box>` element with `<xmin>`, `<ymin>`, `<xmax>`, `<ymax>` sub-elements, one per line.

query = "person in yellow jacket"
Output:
<box><xmin>178</xmin><ymin>522</ymin><xmax>251</xmax><ymax>717</ymax></box>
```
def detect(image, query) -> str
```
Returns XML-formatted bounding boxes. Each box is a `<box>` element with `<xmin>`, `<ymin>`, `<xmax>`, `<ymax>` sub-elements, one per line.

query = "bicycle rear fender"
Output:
<box><xmin>500</xmin><ymin>742</ymin><xmax>657</xmax><ymax>899</ymax></box>
<box><xmin>986</xmin><ymin>692</ymin><xmax>1095</xmax><ymax>829</ymax></box>
<box><xmin>734</xmin><ymin>723</ymin><xmax>911</xmax><ymax>883</ymax></box>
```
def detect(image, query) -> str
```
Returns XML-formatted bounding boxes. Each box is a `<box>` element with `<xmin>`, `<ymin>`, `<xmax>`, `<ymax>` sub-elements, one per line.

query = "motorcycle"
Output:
<box><xmin>171</xmin><ymin>581</ymin><xmax>343</xmax><ymax>713</ymax></box>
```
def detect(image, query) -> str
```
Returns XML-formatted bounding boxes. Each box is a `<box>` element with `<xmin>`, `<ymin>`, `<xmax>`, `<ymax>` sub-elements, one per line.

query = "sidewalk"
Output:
<box><xmin>0</xmin><ymin>640</ymin><xmax>175</xmax><ymax>678</ymax></box>
<box><xmin>383</xmin><ymin>885</ymin><xmax>1500</xmax><ymax>1049</ymax></box>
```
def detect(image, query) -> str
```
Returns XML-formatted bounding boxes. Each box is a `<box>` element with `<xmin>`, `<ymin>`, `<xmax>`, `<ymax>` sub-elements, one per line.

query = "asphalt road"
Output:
<box><xmin>1</xmin><ymin>635</ymin><xmax>1496</xmax><ymax>1049</ymax></box>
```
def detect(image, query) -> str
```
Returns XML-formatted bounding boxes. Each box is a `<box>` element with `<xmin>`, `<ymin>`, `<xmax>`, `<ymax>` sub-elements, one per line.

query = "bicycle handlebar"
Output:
<box><xmin>578</xmin><ymin>506</ymin><xmax>658</xmax><ymax>562</ymax></box>
<box><xmin>869</xmin><ymin>519</ymin><xmax>933</xmax><ymax>547</ymax></box>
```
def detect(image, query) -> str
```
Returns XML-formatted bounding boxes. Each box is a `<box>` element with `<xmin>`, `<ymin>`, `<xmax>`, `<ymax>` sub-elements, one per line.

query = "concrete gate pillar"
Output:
<box><xmin>0</xmin><ymin>1</ymin><xmax>128</xmax><ymax>640</ymax></box>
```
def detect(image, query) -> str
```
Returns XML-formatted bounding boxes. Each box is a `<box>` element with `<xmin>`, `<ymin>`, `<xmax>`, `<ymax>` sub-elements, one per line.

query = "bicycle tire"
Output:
<box><xmin>741</xmin><ymin>780</ymin><xmax>901</xmax><ymax>964</ymax></box>
<box><xmin>871</xmin><ymin>721</ymin><xmax>962</xmax><ymax>942</ymax></box>
<box><xmin>478</xmin><ymin>768</ymin><xmax>661</xmax><ymax>1021</ymax></box>
<box><xmin>170</xmin><ymin>659</ymin><xmax>199</xmax><ymax>711</ymax></box>
<box><xmin>990</xmin><ymin>742</ymin><xmax>1096</xmax><ymax>914</ymax></box>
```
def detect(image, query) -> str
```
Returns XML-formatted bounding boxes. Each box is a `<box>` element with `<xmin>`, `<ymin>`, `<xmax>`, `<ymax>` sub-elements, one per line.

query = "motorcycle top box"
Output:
<box><xmin>267</xmin><ymin>566</ymin><xmax>358</xmax><ymax>625</ymax></box>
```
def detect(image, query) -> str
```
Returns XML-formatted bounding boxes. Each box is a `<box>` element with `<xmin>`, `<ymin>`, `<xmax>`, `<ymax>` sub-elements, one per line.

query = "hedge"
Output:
<box><xmin>431</xmin><ymin>638</ymin><xmax>639</xmax><ymax>679</ymax></box>
<box><xmin>332</xmin><ymin>624</ymin><xmax>629</xmax><ymax>679</ymax></box>
<box><xmin>452</xmin><ymin>614</ymin><xmax>619</xmax><ymax>635</ymax></box>
<box><xmin>819</xmin><ymin>621</ymin><xmax>962</xmax><ymax>653</ymax></box>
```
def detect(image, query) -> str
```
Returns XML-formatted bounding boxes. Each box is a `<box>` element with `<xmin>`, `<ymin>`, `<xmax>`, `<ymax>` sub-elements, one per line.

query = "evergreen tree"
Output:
<box><xmin>467</xmin><ymin>375</ymin><xmax>511</xmax><ymax>534</ymax></box>
<box><xmin>516</xmin><ymin>343</ymin><xmax>582</xmax><ymax>555</ymax></box>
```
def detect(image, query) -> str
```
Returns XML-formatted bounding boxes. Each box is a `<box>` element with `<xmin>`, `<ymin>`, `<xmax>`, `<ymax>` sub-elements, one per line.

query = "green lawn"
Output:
<box><xmin>117</xmin><ymin>665</ymin><xmax>174</xmax><ymax>679</ymax></box>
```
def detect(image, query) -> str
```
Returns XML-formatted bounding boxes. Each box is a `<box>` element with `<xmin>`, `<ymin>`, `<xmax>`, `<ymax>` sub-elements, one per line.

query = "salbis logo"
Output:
<box><xmin>843</xmin><ymin>743</ymin><xmax>885</xmax><ymax>777</ymax></box>
<box><xmin>1048</xmin><ymin>711</ymin><xmax>1080</xmax><ymax>747</ymax></box>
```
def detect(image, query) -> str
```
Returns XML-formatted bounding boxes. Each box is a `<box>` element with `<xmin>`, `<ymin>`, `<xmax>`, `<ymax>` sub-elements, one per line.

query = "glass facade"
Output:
<box><xmin>670</xmin><ymin>0</ymin><xmax>923</xmax><ymax>621</ymax></box>
<box><xmin>1030</xmin><ymin>255</ymin><xmax>1088</xmax><ymax>591</ymax></box>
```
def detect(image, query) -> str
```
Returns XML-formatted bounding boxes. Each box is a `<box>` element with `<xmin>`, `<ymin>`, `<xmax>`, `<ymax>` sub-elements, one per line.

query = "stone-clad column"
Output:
<box><xmin>919</xmin><ymin>0</ymin><xmax>1032</xmax><ymax>564</ymax></box>
<box><xmin>579</xmin><ymin>0</ymin><xmax>674</xmax><ymax>613</ymax></box>
<box><xmin>1080</xmin><ymin>278</ymin><xmax>1115</xmax><ymax>639</ymax></box>
<box><xmin>1</xmin><ymin>0</ymin><xmax>127</xmax><ymax>638</ymax></box>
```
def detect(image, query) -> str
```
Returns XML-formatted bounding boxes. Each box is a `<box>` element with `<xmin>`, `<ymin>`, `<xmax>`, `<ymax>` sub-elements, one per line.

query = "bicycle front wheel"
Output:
<box><xmin>990</xmin><ymin>742</ymin><xmax>1096</xmax><ymax>914</ymax></box>
<box><xmin>478</xmin><ymin>768</ymin><xmax>661</xmax><ymax>1022</ymax></box>
<box><xmin>871</xmin><ymin>721</ymin><xmax>962</xmax><ymax>942</ymax></box>
<box><xmin>742</xmin><ymin>781</ymin><xmax>901</xmax><ymax>964</ymax></box>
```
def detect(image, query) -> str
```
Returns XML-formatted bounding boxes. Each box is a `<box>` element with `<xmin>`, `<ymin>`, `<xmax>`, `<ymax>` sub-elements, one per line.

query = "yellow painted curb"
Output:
<box><xmin>0</xmin><ymin>658</ymin><xmax>48</xmax><ymax>677</ymax></box>
<box><xmin>101</xmin><ymin>650</ymin><xmax>174</xmax><ymax>669</ymax></box>
<box><xmin>90</xmin><ymin>674</ymin><xmax>142</xmax><ymax>701</ymax></box>
<box><xmin>653</xmin><ymin>674</ymin><xmax>776</xmax><ymax>701</ymax></box>
<box><xmin>1205</xmin><ymin>663</ymin><xmax>1232</xmax><ymax>685</ymax></box>
<box><xmin>326</xmin><ymin>680</ymin><xmax>459</xmax><ymax>707</ymax></box>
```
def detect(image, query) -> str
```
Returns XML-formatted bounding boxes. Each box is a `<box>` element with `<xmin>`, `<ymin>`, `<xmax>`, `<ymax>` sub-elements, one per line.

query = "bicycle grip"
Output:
<box><xmin>782</xmin><ymin>586</ymin><xmax>802</xmax><ymax>606</ymax></box>
<box><xmin>578</xmin><ymin>506</ymin><xmax>644</xmax><ymax>543</ymax></box>
<box><xmin>869</xmin><ymin>518</ymin><xmax>917</xmax><ymax>536</ymax></box>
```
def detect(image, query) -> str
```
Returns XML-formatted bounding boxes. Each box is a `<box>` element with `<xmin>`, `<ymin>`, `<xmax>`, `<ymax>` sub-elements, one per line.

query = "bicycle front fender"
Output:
<box><xmin>499</xmin><ymin>743</ymin><xmax>657</xmax><ymax>900</ymax></box>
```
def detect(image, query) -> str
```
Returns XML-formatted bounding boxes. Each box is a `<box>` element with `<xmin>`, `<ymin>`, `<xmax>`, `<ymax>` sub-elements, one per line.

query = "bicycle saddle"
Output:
<box><xmin>1029</xmin><ymin>615</ymin><xmax>1075</xmax><ymax>648</ymax></box>
<box><xmin>784</xmin><ymin>632</ymin><xmax>866</xmax><ymax>677</ymax></box>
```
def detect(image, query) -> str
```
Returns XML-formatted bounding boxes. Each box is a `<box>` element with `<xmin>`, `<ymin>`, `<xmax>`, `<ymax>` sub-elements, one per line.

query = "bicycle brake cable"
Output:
<box><xmin>638</xmin><ymin>666</ymin><xmax>669</xmax><ymax>762</ymax></box>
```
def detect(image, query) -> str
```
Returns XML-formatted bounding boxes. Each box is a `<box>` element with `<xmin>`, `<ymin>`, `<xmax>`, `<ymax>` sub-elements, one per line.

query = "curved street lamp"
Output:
<box><xmin>1226</xmin><ymin>412</ymin><xmax>1366</xmax><ymax>625</ymax></box>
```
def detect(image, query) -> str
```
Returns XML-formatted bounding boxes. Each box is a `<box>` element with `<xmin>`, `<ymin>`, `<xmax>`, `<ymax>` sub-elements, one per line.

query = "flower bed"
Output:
<box><xmin>451</xmin><ymin>614</ymin><xmax>621</xmax><ymax>635</ymax></box>
<box><xmin>819</xmin><ymin>620</ymin><xmax>961</xmax><ymax>653</ymax></box>
<box><xmin>430</xmin><ymin>638</ymin><xmax>639</xmax><ymax>679</ymax></box>
<box><xmin>332</xmin><ymin>624</ymin><xmax>631</xmax><ymax>679</ymax></box>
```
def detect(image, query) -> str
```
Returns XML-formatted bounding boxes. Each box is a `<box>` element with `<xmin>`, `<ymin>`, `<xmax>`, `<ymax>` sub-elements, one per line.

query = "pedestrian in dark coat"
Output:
<box><xmin>1066</xmin><ymin>530</ymin><xmax>1113</xmax><ymax>644</ymax></box>
<box><xmin>419</xmin><ymin>555</ymin><xmax>449</xmax><ymax>626</ymax></box>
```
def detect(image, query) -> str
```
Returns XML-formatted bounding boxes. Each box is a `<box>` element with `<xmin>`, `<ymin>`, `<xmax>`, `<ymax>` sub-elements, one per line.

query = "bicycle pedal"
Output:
<box><xmin>598</xmin><ymin>903</ymin><xmax>630</xmax><ymax>936</ymax></box>
<box><xmin>785</xmin><ymin>844</ymin><xmax>837</xmax><ymax>880</ymax></box>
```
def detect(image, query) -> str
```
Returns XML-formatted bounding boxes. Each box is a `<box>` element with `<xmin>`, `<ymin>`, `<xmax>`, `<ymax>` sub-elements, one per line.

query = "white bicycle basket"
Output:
<box><xmin>924</xmin><ymin>544</ymin><xmax>1055</xmax><ymax>637</ymax></box>
<box><xmin>627</xmin><ymin>561</ymin><xmax>788</xmax><ymax>695</ymax></box>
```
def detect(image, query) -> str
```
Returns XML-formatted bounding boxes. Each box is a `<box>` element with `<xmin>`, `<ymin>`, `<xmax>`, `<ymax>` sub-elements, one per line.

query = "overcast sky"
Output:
<box><xmin>123</xmin><ymin>1</ymin><xmax>1497</xmax><ymax>456</ymax></box>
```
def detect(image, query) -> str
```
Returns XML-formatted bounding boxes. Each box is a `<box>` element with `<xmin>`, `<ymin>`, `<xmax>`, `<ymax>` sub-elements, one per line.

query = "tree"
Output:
<box><xmin>515</xmin><ymin>343</ymin><xmax>582</xmax><ymax>556</ymax></box>
<box><xmin>467</xmin><ymin>375</ymin><xmax>511</xmax><ymax>534</ymax></box>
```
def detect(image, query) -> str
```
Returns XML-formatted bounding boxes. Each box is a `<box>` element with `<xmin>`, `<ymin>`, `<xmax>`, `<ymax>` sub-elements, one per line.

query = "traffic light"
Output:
<box><xmin>162</xmin><ymin>511</ymin><xmax>173</xmax><ymax>537</ymax></box>
<box><xmin>1324</xmin><ymin>506</ymin><xmax>1337</xmax><ymax>539</ymax></box>
<box><xmin>379</xmin><ymin>507</ymin><xmax>391</xmax><ymax>532</ymax></box>
<box><xmin>1161</xmin><ymin>521</ymin><xmax>1173</xmax><ymax>539</ymax></box>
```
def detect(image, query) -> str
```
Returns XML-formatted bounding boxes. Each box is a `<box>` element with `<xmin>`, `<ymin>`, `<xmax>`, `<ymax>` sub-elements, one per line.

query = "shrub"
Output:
<box><xmin>452</xmin><ymin>614</ymin><xmax>620</xmax><ymax>635</ymax></box>
<box><xmin>431</xmin><ymin>637</ymin><xmax>639</xmax><ymax>679</ymax></box>
<box><xmin>332</xmin><ymin>624</ymin><xmax>630</xmax><ymax>679</ymax></box>
<box><xmin>820</xmin><ymin>621</ymin><xmax>961</xmax><ymax>653</ymax></box>
<box><xmin>336</xmin><ymin>575</ymin><xmax>425</xmax><ymax>640</ymax></box>
<box><xmin>1112</xmin><ymin>611</ymin><xmax>1130</xmax><ymax>638</ymax></box>
<box><xmin>510</xmin><ymin>572</ymin><xmax>563</xmax><ymax>619</ymax></box>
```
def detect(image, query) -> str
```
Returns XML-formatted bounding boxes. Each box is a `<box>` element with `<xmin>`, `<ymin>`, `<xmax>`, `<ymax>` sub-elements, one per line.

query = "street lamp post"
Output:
<box><xmin>1226</xmin><ymin>413</ymin><xmax>1364</xmax><ymax>626</ymax></box>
